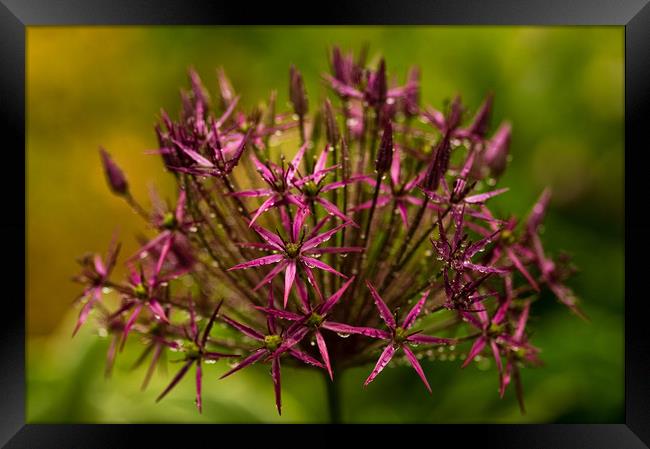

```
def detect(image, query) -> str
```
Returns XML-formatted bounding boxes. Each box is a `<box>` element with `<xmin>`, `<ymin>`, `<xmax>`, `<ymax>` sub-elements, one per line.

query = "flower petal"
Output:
<box><xmin>402</xmin><ymin>289</ymin><xmax>429</xmax><ymax>329</ymax></box>
<box><xmin>321</xmin><ymin>321</ymin><xmax>391</xmax><ymax>340</ymax></box>
<box><xmin>402</xmin><ymin>345</ymin><xmax>432</xmax><ymax>393</ymax></box>
<box><xmin>363</xmin><ymin>344</ymin><xmax>395</xmax><ymax>387</ymax></box>
<box><xmin>228</xmin><ymin>254</ymin><xmax>285</xmax><ymax>271</ymax></box>
<box><xmin>365</xmin><ymin>280</ymin><xmax>396</xmax><ymax>329</ymax></box>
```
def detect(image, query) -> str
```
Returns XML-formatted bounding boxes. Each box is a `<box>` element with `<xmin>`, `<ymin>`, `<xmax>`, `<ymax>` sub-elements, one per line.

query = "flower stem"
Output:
<box><xmin>324</xmin><ymin>370</ymin><xmax>342</xmax><ymax>424</ymax></box>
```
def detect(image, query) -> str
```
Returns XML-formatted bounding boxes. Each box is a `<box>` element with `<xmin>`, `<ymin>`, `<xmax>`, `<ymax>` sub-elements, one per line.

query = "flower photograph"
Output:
<box><xmin>26</xmin><ymin>26</ymin><xmax>623</xmax><ymax>423</ymax></box>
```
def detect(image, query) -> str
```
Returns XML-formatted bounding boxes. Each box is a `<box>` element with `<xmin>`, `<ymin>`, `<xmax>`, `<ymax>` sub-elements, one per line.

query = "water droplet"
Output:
<box><xmin>205</xmin><ymin>359</ymin><xmax>217</xmax><ymax>364</ymax></box>
<box><xmin>101</xmin><ymin>287</ymin><xmax>112</xmax><ymax>294</ymax></box>
<box><xmin>98</xmin><ymin>328</ymin><xmax>108</xmax><ymax>338</ymax></box>
<box><xmin>336</xmin><ymin>333</ymin><xmax>351</xmax><ymax>338</ymax></box>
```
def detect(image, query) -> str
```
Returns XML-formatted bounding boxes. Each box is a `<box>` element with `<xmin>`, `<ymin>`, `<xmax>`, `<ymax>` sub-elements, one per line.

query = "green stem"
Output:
<box><xmin>324</xmin><ymin>370</ymin><xmax>342</xmax><ymax>424</ymax></box>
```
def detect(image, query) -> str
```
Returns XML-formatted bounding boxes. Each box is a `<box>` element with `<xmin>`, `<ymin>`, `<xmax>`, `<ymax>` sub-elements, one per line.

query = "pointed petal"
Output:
<box><xmin>229</xmin><ymin>188</ymin><xmax>271</xmax><ymax>197</ymax></box>
<box><xmin>490</xmin><ymin>339</ymin><xmax>503</xmax><ymax>387</ymax></box>
<box><xmin>249</xmin><ymin>195</ymin><xmax>279</xmax><ymax>226</ymax></box>
<box><xmin>250</xmin><ymin>153</ymin><xmax>275</xmax><ymax>184</ymax></box>
<box><xmin>321</xmin><ymin>321</ymin><xmax>391</xmax><ymax>340</ymax></box>
<box><xmin>465</xmin><ymin>188</ymin><xmax>509</xmax><ymax>204</ymax></box>
<box><xmin>156</xmin><ymin>360</ymin><xmax>193</xmax><ymax>402</ymax></box>
<box><xmin>363</xmin><ymin>344</ymin><xmax>395</xmax><ymax>387</ymax></box>
<box><xmin>121</xmin><ymin>304</ymin><xmax>143</xmax><ymax>348</ymax></box>
<box><xmin>407</xmin><ymin>334</ymin><xmax>455</xmax><ymax>345</ymax></box>
<box><xmin>72</xmin><ymin>288</ymin><xmax>101</xmax><ymax>337</ymax></box>
<box><xmin>301</xmin><ymin>257</ymin><xmax>347</xmax><ymax>278</ymax></box>
<box><xmin>147</xmin><ymin>298</ymin><xmax>169</xmax><ymax>323</ymax></box>
<box><xmin>295</xmin><ymin>277</ymin><xmax>311</xmax><ymax>314</ymax></box>
<box><xmin>272</xmin><ymin>356</ymin><xmax>282</xmax><ymax>415</ymax></box>
<box><xmin>302</xmin><ymin>222</ymin><xmax>349</xmax><ymax>251</ymax></box>
<box><xmin>402</xmin><ymin>345</ymin><xmax>432</xmax><ymax>393</ymax></box>
<box><xmin>249</xmin><ymin>222</ymin><xmax>285</xmax><ymax>250</ymax></box>
<box><xmin>462</xmin><ymin>336</ymin><xmax>487</xmax><ymax>368</ymax></box>
<box><xmin>283</xmin><ymin>261</ymin><xmax>297</xmax><ymax>308</ymax></box>
<box><xmin>254</xmin><ymin>263</ymin><xmax>287</xmax><ymax>292</ymax></box>
<box><xmin>315</xmin><ymin>330</ymin><xmax>333</xmax><ymax>380</ymax></box>
<box><xmin>195</xmin><ymin>360</ymin><xmax>203</xmax><ymax>413</ymax></box>
<box><xmin>402</xmin><ymin>290</ymin><xmax>429</xmax><ymax>329</ymax></box>
<box><xmin>288</xmin><ymin>347</ymin><xmax>324</xmax><ymax>368</ymax></box>
<box><xmin>306</xmin><ymin>246</ymin><xmax>364</xmax><ymax>255</ymax></box>
<box><xmin>506</xmin><ymin>247</ymin><xmax>540</xmax><ymax>292</ymax></box>
<box><xmin>141</xmin><ymin>344</ymin><xmax>163</xmax><ymax>390</ymax></box>
<box><xmin>396</xmin><ymin>201</ymin><xmax>409</xmax><ymax>228</ymax></box>
<box><xmin>219</xmin><ymin>348</ymin><xmax>267</xmax><ymax>379</ymax></box>
<box><xmin>315</xmin><ymin>197</ymin><xmax>352</xmax><ymax>222</ymax></box>
<box><xmin>221</xmin><ymin>315</ymin><xmax>265</xmax><ymax>341</ymax></box>
<box><xmin>390</xmin><ymin>146</ymin><xmax>401</xmax><ymax>186</ymax></box>
<box><xmin>514</xmin><ymin>301</ymin><xmax>531</xmax><ymax>341</ymax></box>
<box><xmin>292</xmin><ymin>207</ymin><xmax>310</xmax><ymax>242</ymax></box>
<box><xmin>255</xmin><ymin>307</ymin><xmax>303</xmax><ymax>321</ymax></box>
<box><xmin>201</xmin><ymin>300</ymin><xmax>224</xmax><ymax>347</ymax></box>
<box><xmin>228</xmin><ymin>254</ymin><xmax>284</xmax><ymax>271</ymax></box>
<box><xmin>463</xmin><ymin>261</ymin><xmax>509</xmax><ymax>275</ymax></box>
<box><xmin>320</xmin><ymin>276</ymin><xmax>355</xmax><ymax>315</ymax></box>
<box><xmin>365</xmin><ymin>280</ymin><xmax>396</xmax><ymax>329</ymax></box>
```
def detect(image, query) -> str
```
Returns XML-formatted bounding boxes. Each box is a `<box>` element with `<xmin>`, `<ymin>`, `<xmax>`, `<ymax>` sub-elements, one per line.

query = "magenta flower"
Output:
<box><xmin>230</xmin><ymin>144</ymin><xmax>309</xmax><ymax>225</ymax></box>
<box><xmin>229</xmin><ymin>210</ymin><xmax>361</xmax><ymax>306</ymax></box>
<box><xmin>353</xmin><ymin>144</ymin><xmax>434</xmax><ymax>227</ymax></box>
<box><xmin>461</xmin><ymin>281</ymin><xmax>540</xmax><ymax>400</ymax></box>
<box><xmin>337</xmin><ymin>281</ymin><xmax>454</xmax><ymax>392</ymax></box>
<box><xmin>156</xmin><ymin>300</ymin><xmax>237</xmax><ymax>413</ymax></box>
<box><xmin>72</xmin><ymin>237</ymin><xmax>120</xmax><ymax>336</ymax></box>
<box><xmin>220</xmin><ymin>301</ymin><xmax>324</xmax><ymax>415</ymax></box>
<box><xmin>256</xmin><ymin>276</ymin><xmax>356</xmax><ymax>379</ymax></box>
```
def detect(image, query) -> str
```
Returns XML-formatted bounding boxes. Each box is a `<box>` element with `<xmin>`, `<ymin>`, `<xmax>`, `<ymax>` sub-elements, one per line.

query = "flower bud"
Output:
<box><xmin>99</xmin><ymin>147</ymin><xmax>128</xmax><ymax>196</ymax></box>
<box><xmin>483</xmin><ymin>121</ymin><xmax>511</xmax><ymax>177</ymax></box>
<box><xmin>403</xmin><ymin>66</ymin><xmax>420</xmax><ymax>117</ymax></box>
<box><xmin>365</xmin><ymin>58</ymin><xmax>387</xmax><ymax>107</ymax></box>
<box><xmin>447</xmin><ymin>95</ymin><xmax>463</xmax><ymax>131</ymax></box>
<box><xmin>375</xmin><ymin>119</ymin><xmax>393</xmax><ymax>173</ymax></box>
<box><xmin>423</xmin><ymin>134</ymin><xmax>451</xmax><ymax>191</ymax></box>
<box><xmin>467</xmin><ymin>92</ymin><xmax>494</xmax><ymax>138</ymax></box>
<box><xmin>324</xmin><ymin>99</ymin><xmax>340</xmax><ymax>146</ymax></box>
<box><xmin>289</xmin><ymin>65</ymin><xmax>308</xmax><ymax>117</ymax></box>
<box><xmin>216</xmin><ymin>67</ymin><xmax>236</xmax><ymax>107</ymax></box>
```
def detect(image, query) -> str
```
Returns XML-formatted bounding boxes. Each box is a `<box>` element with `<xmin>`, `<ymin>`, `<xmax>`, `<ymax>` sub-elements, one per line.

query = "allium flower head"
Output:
<box><xmin>74</xmin><ymin>47</ymin><xmax>581</xmax><ymax>418</ymax></box>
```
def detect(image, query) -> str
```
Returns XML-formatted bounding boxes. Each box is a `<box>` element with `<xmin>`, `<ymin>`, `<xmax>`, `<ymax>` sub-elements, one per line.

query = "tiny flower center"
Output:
<box><xmin>264</xmin><ymin>334</ymin><xmax>282</xmax><ymax>352</ymax></box>
<box><xmin>307</xmin><ymin>312</ymin><xmax>324</xmax><ymax>327</ymax></box>
<box><xmin>134</xmin><ymin>283</ymin><xmax>148</xmax><ymax>299</ymax></box>
<box><xmin>303</xmin><ymin>181</ymin><xmax>319</xmax><ymax>197</ymax></box>
<box><xmin>394</xmin><ymin>326</ymin><xmax>407</xmax><ymax>343</ymax></box>
<box><xmin>185</xmin><ymin>341</ymin><xmax>201</xmax><ymax>359</ymax></box>
<box><xmin>488</xmin><ymin>322</ymin><xmax>505</xmax><ymax>336</ymax></box>
<box><xmin>513</xmin><ymin>346</ymin><xmax>527</xmax><ymax>359</ymax></box>
<box><xmin>285</xmin><ymin>243</ymin><xmax>301</xmax><ymax>258</ymax></box>
<box><xmin>501</xmin><ymin>229</ymin><xmax>516</xmax><ymax>245</ymax></box>
<box><xmin>162</xmin><ymin>212</ymin><xmax>177</xmax><ymax>230</ymax></box>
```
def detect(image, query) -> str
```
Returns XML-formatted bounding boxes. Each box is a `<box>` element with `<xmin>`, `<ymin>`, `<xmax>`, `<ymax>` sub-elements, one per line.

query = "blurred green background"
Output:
<box><xmin>26</xmin><ymin>26</ymin><xmax>624</xmax><ymax>423</ymax></box>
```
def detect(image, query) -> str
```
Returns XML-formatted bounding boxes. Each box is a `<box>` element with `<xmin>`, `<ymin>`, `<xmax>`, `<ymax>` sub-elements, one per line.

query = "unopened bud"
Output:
<box><xmin>324</xmin><ymin>99</ymin><xmax>340</xmax><ymax>146</ymax></box>
<box><xmin>484</xmin><ymin>122</ymin><xmax>511</xmax><ymax>177</ymax></box>
<box><xmin>375</xmin><ymin>120</ymin><xmax>393</xmax><ymax>173</ymax></box>
<box><xmin>289</xmin><ymin>65</ymin><xmax>308</xmax><ymax>117</ymax></box>
<box><xmin>99</xmin><ymin>147</ymin><xmax>128</xmax><ymax>196</ymax></box>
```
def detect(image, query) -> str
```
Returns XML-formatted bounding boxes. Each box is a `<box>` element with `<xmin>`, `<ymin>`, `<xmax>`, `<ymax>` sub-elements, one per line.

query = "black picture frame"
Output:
<box><xmin>2</xmin><ymin>0</ymin><xmax>648</xmax><ymax>446</ymax></box>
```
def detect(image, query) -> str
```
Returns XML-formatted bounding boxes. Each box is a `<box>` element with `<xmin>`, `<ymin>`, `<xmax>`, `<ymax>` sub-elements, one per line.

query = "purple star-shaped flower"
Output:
<box><xmin>229</xmin><ymin>210</ymin><xmax>361</xmax><ymax>306</ymax></box>
<box><xmin>156</xmin><ymin>300</ymin><xmax>237</xmax><ymax>413</ymax></box>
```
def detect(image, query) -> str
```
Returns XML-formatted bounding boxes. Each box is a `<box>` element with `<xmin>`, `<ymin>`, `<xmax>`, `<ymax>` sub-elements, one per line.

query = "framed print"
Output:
<box><xmin>3</xmin><ymin>0</ymin><xmax>649</xmax><ymax>447</ymax></box>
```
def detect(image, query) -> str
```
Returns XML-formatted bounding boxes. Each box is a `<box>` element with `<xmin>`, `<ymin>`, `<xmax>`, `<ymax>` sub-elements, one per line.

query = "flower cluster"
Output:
<box><xmin>73</xmin><ymin>48</ymin><xmax>580</xmax><ymax>418</ymax></box>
